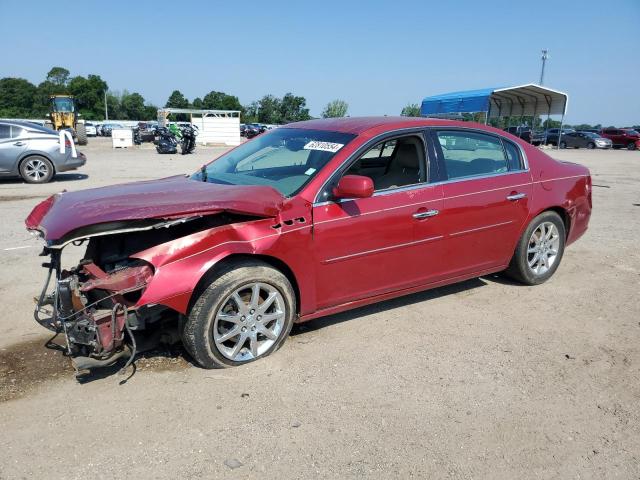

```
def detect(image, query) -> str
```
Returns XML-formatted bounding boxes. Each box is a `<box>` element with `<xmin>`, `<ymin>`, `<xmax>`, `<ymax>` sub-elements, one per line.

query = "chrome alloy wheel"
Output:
<box><xmin>527</xmin><ymin>221</ymin><xmax>560</xmax><ymax>275</ymax></box>
<box><xmin>213</xmin><ymin>282</ymin><xmax>286</xmax><ymax>362</ymax></box>
<box><xmin>24</xmin><ymin>158</ymin><xmax>49</xmax><ymax>181</ymax></box>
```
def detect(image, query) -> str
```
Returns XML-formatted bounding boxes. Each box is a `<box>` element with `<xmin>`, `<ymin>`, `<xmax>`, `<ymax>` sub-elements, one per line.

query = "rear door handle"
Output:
<box><xmin>13</xmin><ymin>141</ymin><xmax>25</xmax><ymax>146</ymax></box>
<box><xmin>413</xmin><ymin>209</ymin><xmax>439</xmax><ymax>219</ymax></box>
<box><xmin>506</xmin><ymin>193</ymin><xmax>527</xmax><ymax>201</ymax></box>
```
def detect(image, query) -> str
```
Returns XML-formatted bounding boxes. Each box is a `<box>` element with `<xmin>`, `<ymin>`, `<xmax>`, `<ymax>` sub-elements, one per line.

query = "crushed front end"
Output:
<box><xmin>34</xmin><ymin>242</ymin><xmax>156</xmax><ymax>372</ymax></box>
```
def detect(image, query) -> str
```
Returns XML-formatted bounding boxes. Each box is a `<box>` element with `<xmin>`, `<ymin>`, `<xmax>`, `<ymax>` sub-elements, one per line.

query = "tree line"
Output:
<box><xmin>0</xmin><ymin>66</ymin><xmax>349</xmax><ymax>124</ymax></box>
<box><xmin>1</xmin><ymin>68</ymin><xmax>635</xmax><ymax>128</ymax></box>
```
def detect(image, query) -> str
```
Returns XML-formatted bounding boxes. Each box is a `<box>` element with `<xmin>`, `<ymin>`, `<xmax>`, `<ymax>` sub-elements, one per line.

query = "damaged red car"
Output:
<box><xmin>25</xmin><ymin>117</ymin><xmax>592</xmax><ymax>372</ymax></box>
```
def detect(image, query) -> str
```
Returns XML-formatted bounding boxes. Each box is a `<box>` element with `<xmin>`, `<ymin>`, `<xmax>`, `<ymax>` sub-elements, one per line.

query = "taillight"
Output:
<box><xmin>65</xmin><ymin>138</ymin><xmax>73</xmax><ymax>148</ymax></box>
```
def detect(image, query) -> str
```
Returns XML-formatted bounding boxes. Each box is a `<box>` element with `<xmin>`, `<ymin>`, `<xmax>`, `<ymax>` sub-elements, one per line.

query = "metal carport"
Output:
<box><xmin>420</xmin><ymin>84</ymin><xmax>568</xmax><ymax>134</ymax></box>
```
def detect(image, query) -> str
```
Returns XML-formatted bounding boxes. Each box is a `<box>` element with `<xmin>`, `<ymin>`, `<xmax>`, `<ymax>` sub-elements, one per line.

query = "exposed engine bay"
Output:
<box><xmin>34</xmin><ymin>213</ymin><xmax>252</xmax><ymax>374</ymax></box>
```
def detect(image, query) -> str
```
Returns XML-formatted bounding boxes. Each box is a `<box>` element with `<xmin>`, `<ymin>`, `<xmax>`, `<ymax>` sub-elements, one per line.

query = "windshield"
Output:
<box><xmin>52</xmin><ymin>97</ymin><xmax>74</xmax><ymax>112</ymax></box>
<box><xmin>192</xmin><ymin>128</ymin><xmax>356</xmax><ymax>196</ymax></box>
<box><xmin>623</xmin><ymin>129</ymin><xmax>639</xmax><ymax>135</ymax></box>
<box><xmin>582</xmin><ymin>132</ymin><xmax>601</xmax><ymax>138</ymax></box>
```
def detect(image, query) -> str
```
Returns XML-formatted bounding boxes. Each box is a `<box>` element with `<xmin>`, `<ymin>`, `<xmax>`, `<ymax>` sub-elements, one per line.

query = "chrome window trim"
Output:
<box><xmin>431</xmin><ymin>126</ymin><xmax>530</xmax><ymax>173</ymax></box>
<box><xmin>311</xmin><ymin>125</ymin><xmax>530</xmax><ymax>207</ymax></box>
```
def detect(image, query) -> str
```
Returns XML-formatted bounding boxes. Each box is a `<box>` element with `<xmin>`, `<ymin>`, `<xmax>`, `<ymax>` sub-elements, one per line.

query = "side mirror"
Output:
<box><xmin>333</xmin><ymin>175</ymin><xmax>374</xmax><ymax>199</ymax></box>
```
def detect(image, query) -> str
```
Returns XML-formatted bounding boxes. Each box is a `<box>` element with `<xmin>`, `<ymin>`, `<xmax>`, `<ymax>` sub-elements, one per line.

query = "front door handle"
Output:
<box><xmin>13</xmin><ymin>141</ymin><xmax>25</xmax><ymax>146</ymax></box>
<box><xmin>413</xmin><ymin>209</ymin><xmax>439</xmax><ymax>219</ymax></box>
<box><xmin>506</xmin><ymin>193</ymin><xmax>527</xmax><ymax>201</ymax></box>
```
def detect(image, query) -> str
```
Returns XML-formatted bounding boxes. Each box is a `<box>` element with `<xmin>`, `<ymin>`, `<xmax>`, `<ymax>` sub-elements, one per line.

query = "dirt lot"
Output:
<box><xmin>0</xmin><ymin>137</ymin><xmax>638</xmax><ymax>479</ymax></box>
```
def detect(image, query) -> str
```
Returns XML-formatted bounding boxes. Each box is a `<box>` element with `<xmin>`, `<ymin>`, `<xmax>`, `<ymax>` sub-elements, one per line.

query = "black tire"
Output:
<box><xmin>76</xmin><ymin>123</ymin><xmax>88</xmax><ymax>146</ymax></box>
<box><xmin>19</xmin><ymin>155</ymin><xmax>54</xmax><ymax>184</ymax></box>
<box><xmin>505</xmin><ymin>211</ymin><xmax>566</xmax><ymax>286</ymax></box>
<box><xmin>182</xmin><ymin>260</ymin><xmax>296</xmax><ymax>368</ymax></box>
<box><xmin>587</xmin><ymin>142</ymin><xmax>595</xmax><ymax>149</ymax></box>
<box><xmin>559</xmin><ymin>141</ymin><xmax>567</xmax><ymax>149</ymax></box>
<box><xmin>627</xmin><ymin>142</ymin><xmax>636</xmax><ymax>151</ymax></box>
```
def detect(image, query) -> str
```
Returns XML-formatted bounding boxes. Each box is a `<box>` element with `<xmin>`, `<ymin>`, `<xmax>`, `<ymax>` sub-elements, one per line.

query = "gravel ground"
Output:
<box><xmin>0</xmin><ymin>138</ymin><xmax>638</xmax><ymax>479</ymax></box>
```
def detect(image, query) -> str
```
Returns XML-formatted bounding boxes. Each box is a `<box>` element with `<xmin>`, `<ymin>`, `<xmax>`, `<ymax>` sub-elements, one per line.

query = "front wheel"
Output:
<box><xmin>505</xmin><ymin>211</ymin><xmax>566</xmax><ymax>285</ymax></box>
<box><xmin>559</xmin><ymin>141</ymin><xmax>567</xmax><ymax>149</ymax></box>
<box><xmin>587</xmin><ymin>142</ymin><xmax>595</xmax><ymax>149</ymax></box>
<box><xmin>627</xmin><ymin>142</ymin><xmax>637</xmax><ymax>151</ymax></box>
<box><xmin>182</xmin><ymin>260</ymin><xmax>296</xmax><ymax>368</ymax></box>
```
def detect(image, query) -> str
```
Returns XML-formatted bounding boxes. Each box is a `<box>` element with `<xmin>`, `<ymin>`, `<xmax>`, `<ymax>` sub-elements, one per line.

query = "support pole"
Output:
<box><xmin>557</xmin><ymin>112</ymin><xmax>565</xmax><ymax>150</ymax></box>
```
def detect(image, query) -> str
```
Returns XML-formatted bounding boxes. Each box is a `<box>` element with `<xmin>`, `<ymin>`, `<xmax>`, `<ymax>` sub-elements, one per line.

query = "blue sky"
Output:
<box><xmin>2</xmin><ymin>0</ymin><xmax>639</xmax><ymax>125</ymax></box>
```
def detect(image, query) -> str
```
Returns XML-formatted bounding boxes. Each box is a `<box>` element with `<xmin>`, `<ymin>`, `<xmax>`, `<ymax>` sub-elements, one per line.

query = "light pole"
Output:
<box><xmin>104</xmin><ymin>91</ymin><xmax>109</xmax><ymax>121</ymax></box>
<box><xmin>539</xmin><ymin>49</ymin><xmax>548</xmax><ymax>85</ymax></box>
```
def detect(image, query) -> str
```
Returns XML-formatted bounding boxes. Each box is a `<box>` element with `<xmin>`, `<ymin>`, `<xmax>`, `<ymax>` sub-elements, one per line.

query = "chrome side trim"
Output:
<box><xmin>313</xmin><ymin>198</ymin><xmax>442</xmax><ymax>226</ymax></box>
<box><xmin>322</xmin><ymin>235</ymin><xmax>444</xmax><ymax>264</ymax></box>
<box><xmin>450</xmin><ymin>220</ymin><xmax>513</xmax><ymax>238</ymax></box>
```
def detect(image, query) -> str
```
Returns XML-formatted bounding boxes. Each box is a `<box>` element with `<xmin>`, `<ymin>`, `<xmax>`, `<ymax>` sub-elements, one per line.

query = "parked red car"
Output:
<box><xmin>599</xmin><ymin>128</ymin><xmax>640</xmax><ymax>150</ymax></box>
<box><xmin>26</xmin><ymin>117</ymin><xmax>592</xmax><ymax>372</ymax></box>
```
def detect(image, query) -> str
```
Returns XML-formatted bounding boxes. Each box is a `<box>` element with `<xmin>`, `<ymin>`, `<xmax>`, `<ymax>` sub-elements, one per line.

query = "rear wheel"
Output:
<box><xmin>19</xmin><ymin>156</ymin><xmax>54</xmax><ymax>184</ymax></box>
<box><xmin>559</xmin><ymin>141</ymin><xmax>567</xmax><ymax>149</ymax></box>
<box><xmin>76</xmin><ymin>123</ymin><xmax>88</xmax><ymax>145</ymax></box>
<box><xmin>627</xmin><ymin>142</ymin><xmax>636</xmax><ymax>151</ymax></box>
<box><xmin>182</xmin><ymin>260</ymin><xmax>296</xmax><ymax>368</ymax></box>
<box><xmin>505</xmin><ymin>211</ymin><xmax>566</xmax><ymax>285</ymax></box>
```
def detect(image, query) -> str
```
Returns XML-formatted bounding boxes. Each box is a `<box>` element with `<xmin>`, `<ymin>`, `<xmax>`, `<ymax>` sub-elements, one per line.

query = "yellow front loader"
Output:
<box><xmin>44</xmin><ymin>95</ymin><xmax>88</xmax><ymax>145</ymax></box>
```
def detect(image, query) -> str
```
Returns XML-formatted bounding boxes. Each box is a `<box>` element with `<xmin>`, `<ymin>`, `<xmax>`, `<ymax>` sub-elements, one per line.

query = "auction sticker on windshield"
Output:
<box><xmin>303</xmin><ymin>141</ymin><xmax>344</xmax><ymax>153</ymax></box>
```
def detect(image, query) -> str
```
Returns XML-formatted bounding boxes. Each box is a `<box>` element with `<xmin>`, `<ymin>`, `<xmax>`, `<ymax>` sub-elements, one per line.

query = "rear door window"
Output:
<box><xmin>0</xmin><ymin>124</ymin><xmax>10</xmax><ymax>139</ymax></box>
<box><xmin>434</xmin><ymin>130</ymin><xmax>508</xmax><ymax>180</ymax></box>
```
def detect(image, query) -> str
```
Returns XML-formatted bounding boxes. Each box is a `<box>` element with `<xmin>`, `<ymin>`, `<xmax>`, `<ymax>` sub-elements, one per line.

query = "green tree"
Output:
<box><xmin>256</xmin><ymin>95</ymin><xmax>282</xmax><ymax>124</ymax></box>
<box><xmin>243</xmin><ymin>101</ymin><xmax>259</xmax><ymax>123</ymax></box>
<box><xmin>322</xmin><ymin>99</ymin><xmax>348</xmax><ymax>118</ymax></box>
<box><xmin>400</xmin><ymin>103</ymin><xmax>421</xmax><ymax>117</ymax></box>
<box><xmin>143</xmin><ymin>104</ymin><xmax>158</xmax><ymax>121</ymax></box>
<box><xmin>279</xmin><ymin>93</ymin><xmax>310</xmax><ymax>123</ymax></box>
<box><xmin>68</xmin><ymin>74</ymin><xmax>108</xmax><ymax>119</ymax></box>
<box><xmin>542</xmin><ymin>118</ymin><xmax>562</xmax><ymax>129</ymax></box>
<box><xmin>165</xmin><ymin>90</ymin><xmax>189</xmax><ymax>109</ymax></box>
<box><xmin>106</xmin><ymin>91</ymin><xmax>123</xmax><ymax>120</ymax></box>
<box><xmin>202</xmin><ymin>91</ymin><xmax>242</xmax><ymax>111</ymax></box>
<box><xmin>46</xmin><ymin>67</ymin><xmax>70</xmax><ymax>87</ymax></box>
<box><xmin>191</xmin><ymin>97</ymin><xmax>203</xmax><ymax>109</ymax></box>
<box><xmin>121</xmin><ymin>91</ymin><xmax>146</xmax><ymax>120</ymax></box>
<box><xmin>0</xmin><ymin>77</ymin><xmax>38</xmax><ymax>118</ymax></box>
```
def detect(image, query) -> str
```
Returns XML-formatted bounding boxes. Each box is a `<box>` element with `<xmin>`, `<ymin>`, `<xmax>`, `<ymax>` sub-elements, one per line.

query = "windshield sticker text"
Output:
<box><xmin>303</xmin><ymin>141</ymin><xmax>344</xmax><ymax>153</ymax></box>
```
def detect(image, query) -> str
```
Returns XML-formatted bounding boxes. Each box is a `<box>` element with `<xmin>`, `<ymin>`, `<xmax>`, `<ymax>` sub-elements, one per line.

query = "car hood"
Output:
<box><xmin>26</xmin><ymin>175</ymin><xmax>285</xmax><ymax>242</ymax></box>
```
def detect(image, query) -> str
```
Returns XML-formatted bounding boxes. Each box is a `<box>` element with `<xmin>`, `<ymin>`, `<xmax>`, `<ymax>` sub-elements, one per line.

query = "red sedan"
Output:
<box><xmin>26</xmin><ymin>117</ymin><xmax>592</xmax><ymax>371</ymax></box>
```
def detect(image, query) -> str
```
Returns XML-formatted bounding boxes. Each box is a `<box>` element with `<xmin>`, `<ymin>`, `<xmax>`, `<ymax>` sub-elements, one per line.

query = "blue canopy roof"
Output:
<box><xmin>421</xmin><ymin>88</ymin><xmax>498</xmax><ymax>116</ymax></box>
<box><xmin>421</xmin><ymin>84</ymin><xmax>568</xmax><ymax>118</ymax></box>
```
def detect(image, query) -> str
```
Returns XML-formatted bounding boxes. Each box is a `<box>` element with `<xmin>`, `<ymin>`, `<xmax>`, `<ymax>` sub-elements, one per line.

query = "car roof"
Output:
<box><xmin>0</xmin><ymin>120</ymin><xmax>56</xmax><ymax>134</ymax></box>
<box><xmin>283</xmin><ymin>116</ymin><xmax>490</xmax><ymax>135</ymax></box>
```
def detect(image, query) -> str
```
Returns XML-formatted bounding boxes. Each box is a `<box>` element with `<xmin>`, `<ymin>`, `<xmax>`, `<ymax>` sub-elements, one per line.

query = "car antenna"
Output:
<box><xmin>200</xmin><ymin>165</ymin><xmax>208</xmax><ymax>182</ymax></box>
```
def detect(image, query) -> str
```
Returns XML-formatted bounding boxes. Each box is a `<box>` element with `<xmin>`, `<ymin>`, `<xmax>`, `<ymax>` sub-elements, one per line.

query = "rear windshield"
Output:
<box><xmin>192</xmin><ymin>128</ymin><xmax>356</xmax><ymax>196</ymax></box>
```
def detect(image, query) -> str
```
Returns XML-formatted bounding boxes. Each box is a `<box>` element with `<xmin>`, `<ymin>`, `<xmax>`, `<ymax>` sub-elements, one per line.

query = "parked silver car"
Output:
<box><xmin>0</xmin><ymin>120</ymin><xmax>86</xmax><ymax>183</ymax></box>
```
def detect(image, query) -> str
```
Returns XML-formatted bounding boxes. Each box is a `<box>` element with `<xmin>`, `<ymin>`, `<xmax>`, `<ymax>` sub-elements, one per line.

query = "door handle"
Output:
<box><xmin>506</xmin><ymin>193</ymin><xmax>527</xmax><ymax>201</ymax></box>
<box><xmin>13</xmin><ymin>141</ymin><xmax>25</xmax><ymax>146</ymax></box>
<box><xmin>413</xmin><ymin>209</ymin><xmax>439</xmax><ymax>219</ymax></box>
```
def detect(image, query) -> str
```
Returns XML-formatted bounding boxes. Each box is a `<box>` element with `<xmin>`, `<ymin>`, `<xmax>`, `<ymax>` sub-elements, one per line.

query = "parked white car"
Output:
<box><xmin>85</xmin><ymin>122</ymin><xmax>97</xmax><ymax>137</ymax></box>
